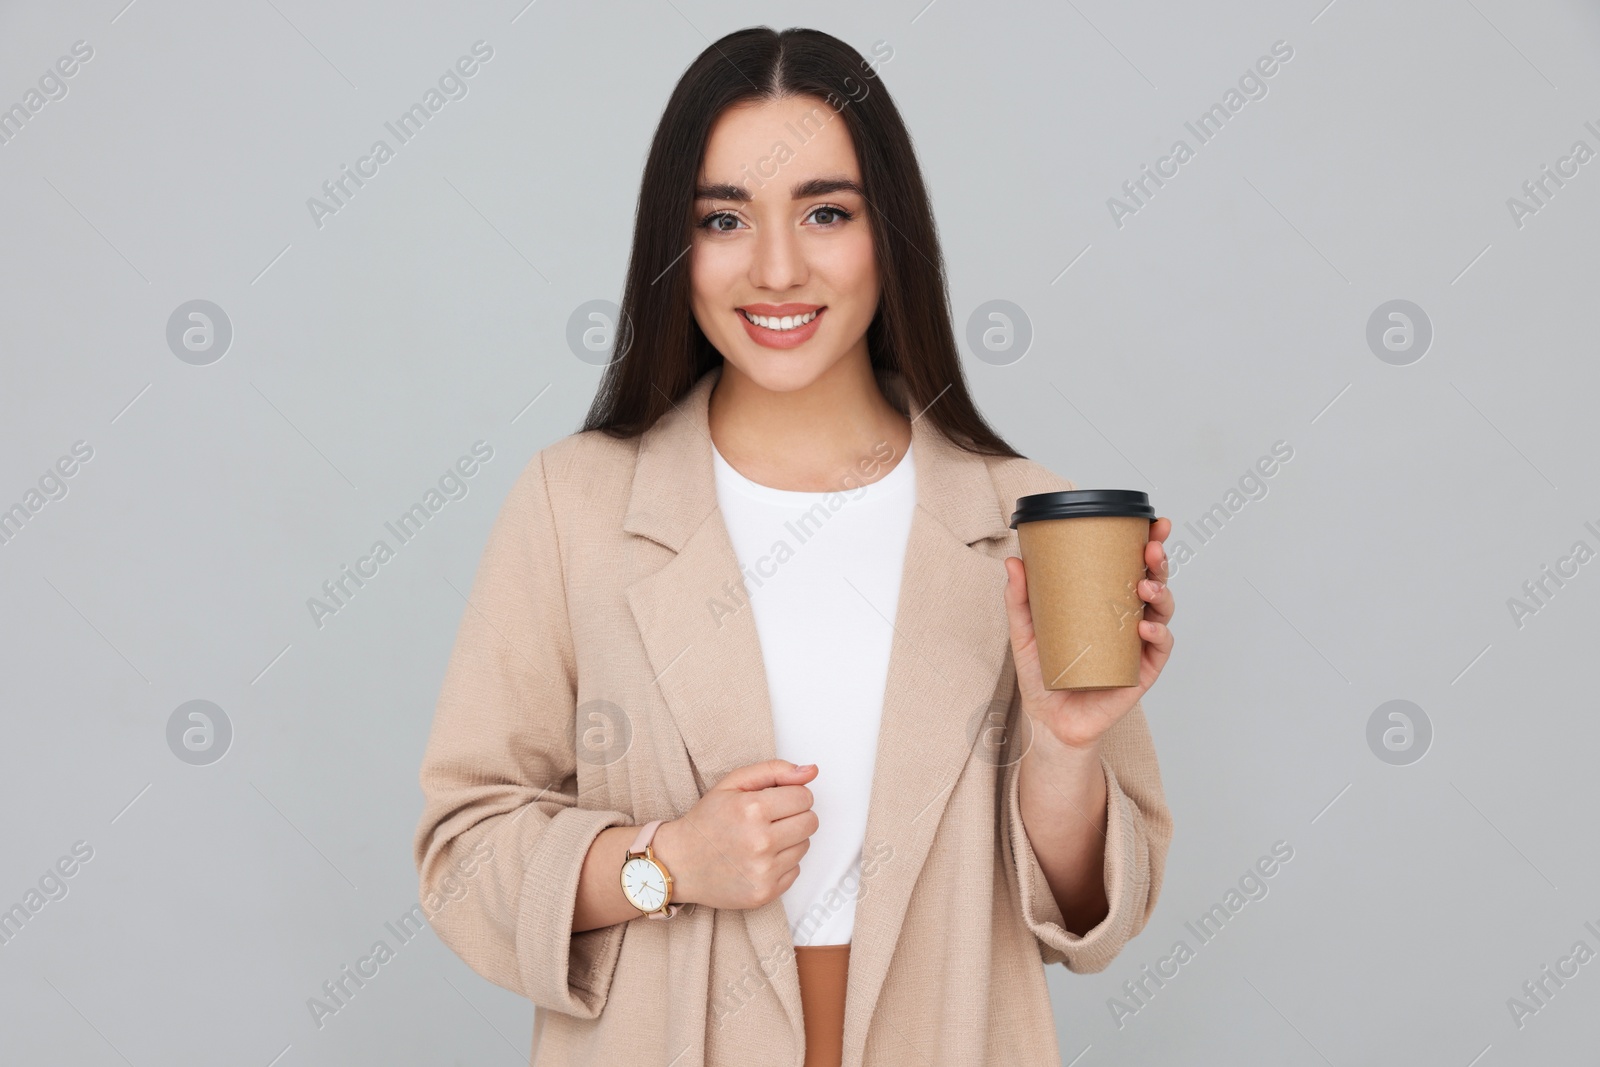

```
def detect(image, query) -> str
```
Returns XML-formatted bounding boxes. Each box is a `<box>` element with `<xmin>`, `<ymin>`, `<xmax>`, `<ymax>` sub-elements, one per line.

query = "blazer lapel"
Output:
<box><xmin>838</xmin><ymin>380</ymin><xmax>1016</xmax><ymax>1060</ymax></box>
<box><xmin>622</xmin><ymin>362</ymin><xmax>1015</xmax><ymax>1060</ymax></box>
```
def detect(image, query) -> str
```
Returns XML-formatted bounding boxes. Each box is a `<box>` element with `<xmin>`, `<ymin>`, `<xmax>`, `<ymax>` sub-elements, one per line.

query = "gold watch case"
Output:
<box><xmin>620</xmin><ymin>844</ymin><xmax>674</xmax><ymax>914</ymax></box>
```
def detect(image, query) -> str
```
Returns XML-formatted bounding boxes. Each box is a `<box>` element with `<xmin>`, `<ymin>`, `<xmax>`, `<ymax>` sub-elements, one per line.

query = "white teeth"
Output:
<box><xmin>741</xmin><ymin>309</ymin><xmax>819</xmax><ymax>331</ymax></box>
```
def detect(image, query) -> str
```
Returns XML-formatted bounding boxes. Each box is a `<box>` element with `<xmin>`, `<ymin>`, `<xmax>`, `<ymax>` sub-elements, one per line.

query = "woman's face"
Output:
<box><xmin>689</xmin><ymin>94</ymin><xmax>879</xmax><ymax>393</ymax></box>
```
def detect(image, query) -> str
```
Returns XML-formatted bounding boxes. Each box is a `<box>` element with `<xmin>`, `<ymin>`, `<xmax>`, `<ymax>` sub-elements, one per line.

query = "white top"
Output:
<box><xmin>710</xmin><ymin>437</ymin><xmax>916</xmax><ymax>946</ymax></box>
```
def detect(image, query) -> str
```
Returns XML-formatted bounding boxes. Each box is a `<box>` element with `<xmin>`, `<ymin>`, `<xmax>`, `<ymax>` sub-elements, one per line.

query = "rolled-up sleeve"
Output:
<box><xmin>1001</xmin><ymin>696</ymin><xmax>1173</xmax><ymax>973</ymax></box>
<box><xmin>413</xmin><ymin>449</ymin><xmax>633</xmax><ymax>1017</ymax></box>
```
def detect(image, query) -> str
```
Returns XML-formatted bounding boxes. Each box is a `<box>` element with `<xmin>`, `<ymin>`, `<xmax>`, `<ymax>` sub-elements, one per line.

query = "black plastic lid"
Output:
<box><xmin>1010</xmin><ymin>489</ymin><xmax>1155</xmax><ymax>527</ymax></box>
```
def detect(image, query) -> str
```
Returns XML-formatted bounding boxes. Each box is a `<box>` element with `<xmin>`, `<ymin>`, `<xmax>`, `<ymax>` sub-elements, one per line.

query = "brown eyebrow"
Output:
<box><xmin>693</xmin><ymin>177</ymin><xmax>865</xmax><ymax>202</ymax></box>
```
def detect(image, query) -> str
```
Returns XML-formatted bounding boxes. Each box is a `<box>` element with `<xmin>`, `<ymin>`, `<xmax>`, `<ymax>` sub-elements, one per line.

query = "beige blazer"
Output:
<box><xmin>413</xmin><ymin>361</ymin><xmax>1172</xmax><ymax>1066</ymax></box>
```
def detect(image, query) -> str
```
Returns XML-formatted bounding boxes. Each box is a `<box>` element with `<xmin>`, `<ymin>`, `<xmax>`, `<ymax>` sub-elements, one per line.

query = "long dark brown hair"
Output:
<box><xmin>580</xmin><ymin>25</ymin><xmax>1023</xmax><ymax>459</ymax></box>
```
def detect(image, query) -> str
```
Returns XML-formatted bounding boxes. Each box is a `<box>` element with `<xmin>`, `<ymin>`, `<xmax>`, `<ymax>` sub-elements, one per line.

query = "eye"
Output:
<box><xmin>697</xmin><ymin>209</ymin><xmax>743</xmax><ymax>232</ymax></box>
<box><xmin>808</xmin><ymin>204</ymin><xmax>854</xmax><ymax>226</ymax></box>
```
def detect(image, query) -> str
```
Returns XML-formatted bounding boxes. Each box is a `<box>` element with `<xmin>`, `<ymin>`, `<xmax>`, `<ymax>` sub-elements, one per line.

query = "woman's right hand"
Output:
<box><xmin>655</xmin><ymin>759</ymin><xmax>819</xmax><ymax>911</ymax></box>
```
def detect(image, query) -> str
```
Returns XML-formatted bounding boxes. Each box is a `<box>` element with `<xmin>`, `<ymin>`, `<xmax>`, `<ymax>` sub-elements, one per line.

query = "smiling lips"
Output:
<box><xmin>737</xmin><ymin>303</ymin><xmax>826</xmax><ymax>349</ymax></box>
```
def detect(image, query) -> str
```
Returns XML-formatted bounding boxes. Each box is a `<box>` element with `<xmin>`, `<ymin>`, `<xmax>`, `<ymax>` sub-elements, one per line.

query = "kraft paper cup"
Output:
<box><xmin>1009</xmin><ymin>490</ymin><xmax>1156</xmax><ymax>691</ymax></box>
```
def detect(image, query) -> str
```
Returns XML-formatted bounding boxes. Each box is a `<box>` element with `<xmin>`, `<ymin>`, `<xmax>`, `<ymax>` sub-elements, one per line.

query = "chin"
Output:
<box><xmin>721</xmin><ymin>349</ymin><xmax>838</xmax><ymax>394</ymax></box>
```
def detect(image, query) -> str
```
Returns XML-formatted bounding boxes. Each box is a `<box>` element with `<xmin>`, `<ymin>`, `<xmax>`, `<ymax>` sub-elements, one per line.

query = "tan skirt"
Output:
<box><xmin>794</xmin><ymin>943</ymin><xmax>850</xmax><ymax>1067</ymax></box>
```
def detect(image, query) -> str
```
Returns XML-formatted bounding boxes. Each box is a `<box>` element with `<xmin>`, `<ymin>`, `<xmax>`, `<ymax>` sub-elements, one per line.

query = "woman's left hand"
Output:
<box><xmin>1002</xmin><ymin>517</ymin><xmax>1176</xmax><ymax>753</ymax></box>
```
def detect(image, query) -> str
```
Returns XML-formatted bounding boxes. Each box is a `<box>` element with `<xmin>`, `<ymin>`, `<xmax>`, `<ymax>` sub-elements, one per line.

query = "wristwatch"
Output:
<box><xmin>620</xmin><ymin>819</ymin><xmax>681</xmax><ymax>920</ymax></box>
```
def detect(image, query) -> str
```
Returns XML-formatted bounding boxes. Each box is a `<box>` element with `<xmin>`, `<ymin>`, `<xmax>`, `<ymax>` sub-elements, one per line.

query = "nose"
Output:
<box><xmin>748</xmin><ymin>217</ymin><xmax>807</xmax><ymax>292</ymax></box>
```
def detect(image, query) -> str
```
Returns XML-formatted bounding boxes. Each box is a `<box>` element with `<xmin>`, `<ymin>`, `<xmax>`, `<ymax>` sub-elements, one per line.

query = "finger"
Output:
<box><xmin>1138</xmin><ymin>618</ymin><xmax>1174</xmax><ymax>668</ymax></box>
<box><xmin>776</xmin><ymin>863</ymin><xmax>803</xmax><ymax>893</ymax></box>
<box><xmin>770</xmin><ymin>808</ymin><xmax>820</xmax><ymax>849</ymax></box>
<box><xmin>1145</xmin><ymin>536</ymin><xmax>1169</xmax><ymax>583</ymax></box>
<box><xmin>1148</xmin><ymin>516</ymin><xmax>1172</xmax><ymax>544</ymax></box>
<box><xmin>1004</xmin><ymin>556</ymin><xmax>1064</xmax><ymax>707</ymax></box>
<box><xmin>772</xmin><ymin>839</ymin><xmax>810</xmax><ymax>874</ymax></box>
<box><xmin>1138</xmin><ymin>577</ymin><xmax>1174</xmax><ymax>625</ymax></box>
<box><xmin>1002</xmin><ymin>557</ymin><xmax>1037</xmax><ymax>652</ymax></box>
<box><xmin>719</xmin><ymin>759</ymin><xmax>816</xmax><ymax>792</ymax></box>
<box><xmin>759</xmin><ymin>783</ymin><xmax>817</xmax><ymax>820</ymax></box>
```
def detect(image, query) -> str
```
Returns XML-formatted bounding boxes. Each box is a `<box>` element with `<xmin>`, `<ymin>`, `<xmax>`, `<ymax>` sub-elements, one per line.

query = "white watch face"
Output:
<box><xmin>622</xmin><ymin>856</ymin><xmax>668</xmax><ymax>911</ymax></box>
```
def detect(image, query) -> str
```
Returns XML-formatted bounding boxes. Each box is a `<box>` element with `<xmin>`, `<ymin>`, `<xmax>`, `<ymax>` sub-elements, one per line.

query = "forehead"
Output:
<box><xmin>698</xmin><ymin>94</ymin><xmax>861</xmax><ymax>186</ymax></box>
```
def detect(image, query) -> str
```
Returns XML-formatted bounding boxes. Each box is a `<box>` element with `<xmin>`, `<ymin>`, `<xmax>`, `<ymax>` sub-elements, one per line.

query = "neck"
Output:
<box><xmin>707</xmin><ymin>353</ymin><xmax>913</xmax><ymax>493</ymax></box>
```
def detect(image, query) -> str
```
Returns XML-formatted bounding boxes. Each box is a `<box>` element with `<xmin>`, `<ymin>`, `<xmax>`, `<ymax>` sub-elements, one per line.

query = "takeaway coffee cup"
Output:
<box><xmin>1009</xmin><ymin>490</ymin><xmax>1157</xmax><ymax>691</ymax></box>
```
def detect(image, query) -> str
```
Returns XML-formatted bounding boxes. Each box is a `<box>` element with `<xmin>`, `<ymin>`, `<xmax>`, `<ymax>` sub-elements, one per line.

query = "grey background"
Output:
<box><xmin>2</xmin><ymin>0</ymin><xmax>1596</xmax><ymax>1064</ymax></box>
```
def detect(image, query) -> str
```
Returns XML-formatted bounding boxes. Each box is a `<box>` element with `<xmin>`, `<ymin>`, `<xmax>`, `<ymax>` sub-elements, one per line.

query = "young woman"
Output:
<box><xmin>414</xmin><ymin>26</ymin><xmax>1175</xmax><ymax>1067</ymax></box>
